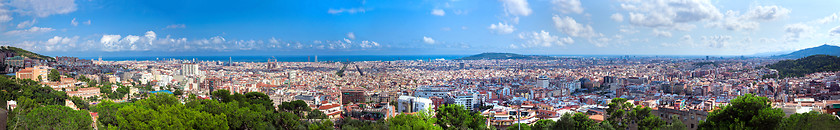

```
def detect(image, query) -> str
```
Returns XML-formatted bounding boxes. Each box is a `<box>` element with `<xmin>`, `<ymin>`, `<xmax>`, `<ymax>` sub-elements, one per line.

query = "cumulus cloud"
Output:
<box><xmin>423</xmin><ymin>36</ymin><xmax>435</xmax><ymax>44</ymax></box>
<box><xmin>611</xmin><ymin>13</ymin><xmax>623</xmax><ymax>22</ymax></box>
<box><xmin>552</xmin><ymin>15</ymin><xmax>597</xmax><ymax>38</ymax></box>
<box><xmin>431</xmin><ymin>9</ymin><xmax>445</xmax><ymax>16</ymax></box>
<box><xmin>9</xmin><ymin>0</ymin><xmax>77</xmax><ymax>17</ymax></box>
<box><xmin>707</xmin><ymin>10</ymin><xmax>759</xmax><ymax>31</ymax></box>
<box><xmin>621</xmin><ymin>0</ymin><xmax>722</xmax><ymax>29</ymax></box>
<box><xmin>831</xmin><ymin>26</ymin><xmax>840</xmax><ymax>36</ymax></box>
<box><xmin>702</xmin><ymin>35</ymin><xmax>732</xmax><ymax>48</ymax></box>
<box><xmin>166</xmin><ymin>24</ymin><xmax>186</xmax><ymax>29</ymax></box>
<box><xmin>346</xmin><ymin>32</ymin><xmax>356</xmax><ymax>39</ymax></box>
<box><xmin>16</xmin><ymin>19</ymin><xmax>36</xmax><ymax>28</ymax></box>
<box><xmin>652</xmin><ymin>29</ymin><xmax>672</xmax><ymax>37</ymax></box>
<box><xmin>4</xmin><ymin>26</ymin><xmax>54</xmax><ymax>35</ymax></box>
<box><xmin>784</xmin><ymin>23</ymin><xmax>813</xmax><ymax>43</ymax></box>
<box><xmin>743</xmin><ymin>5</ymin><xmax>790</xmax><ymax>21</ymax></box>
<box><xmin>328</xmin><ymin>8</ymin><xmax>366</xmax><ymax>14</ymax></box>
<box><xmin>500</xmin><ymin>0</ymin><xmax>532</xmax><ymax>16</ymax></box>
<box><xmin>517</xmin><ymin>30</ymin><xmax>573</xmax><ymax>47</ymax></box>
<box><xmin>0</xmin><ymin>3</ymin><xmax>12</xmax><ymax>23</ymax></box>
<box><xmin>15</xmin><ymin>36</ymin><xmax>79</xmax><ymax>51</ymax></box>
<box><xmin>817</xmin><ymin>12</ymin><xmax>840</xmax><ymax>24</ymax></box>
<box><xmin>488</xmin><ymin>22</ymin><xmax>515</xmax><ymax>34</ymax></box>
<box><xmin>552</xmin><ymin>0</ymin><xmax>583</xmax><ymax>14</ymax></box>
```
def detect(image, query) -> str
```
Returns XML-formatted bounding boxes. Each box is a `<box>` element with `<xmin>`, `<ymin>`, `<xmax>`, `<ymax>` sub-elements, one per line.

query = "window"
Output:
<box><xmin>691</xmin><ymin>124</ymin><xmax>694</xmax><ymax>128</ymax></box>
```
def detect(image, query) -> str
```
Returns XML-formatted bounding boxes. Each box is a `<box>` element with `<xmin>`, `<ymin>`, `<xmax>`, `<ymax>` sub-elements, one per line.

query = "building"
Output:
<box><xmin>342</xmin><ymin>89</ymin><xmax>366</xmax><ymax>104</ymax></box>
<box><xmin>318</xmin><ymin>103</ymin><xmax>342</xmax><ymax>119</ymax></box>
<box><xmin>67</xmin><ymin>87</ymin><xmax>101</xmax><ymax>99</ymax></box>
<box><xmin>5</xmin><ymin>56</ymin><xmax>26</xmax><ymax>68</ymax></box>
<box><xmin>452</xmin><ymin>92</ymin><xmax>479</xmax><ymax>111</ymax></box>
<box><xmin>397</xmin><ymin>96</ymin><xmax>433</xmax><ymax>113</ymax></box>
<box><xmin>180</xmin><ymin>63</ymin><xmax>201</xmax><ymax>76</ymax></box>
<box><xmin>414</xmin><ymin>86</ymin><xmax>454</xmax><ymax>98</ymax></box>
<box><xmin>15</xmin><ymin>65</ymin><xmax>51</xmax><ymax>82</ymax></box>
<box><xmin>536</xmin><ymin>76</ymin><xmax>550</xmax><ymax>88</ymax></box>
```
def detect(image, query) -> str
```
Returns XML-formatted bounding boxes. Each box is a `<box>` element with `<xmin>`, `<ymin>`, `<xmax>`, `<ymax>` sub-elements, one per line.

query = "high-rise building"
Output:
<box><xmin>181</xmin><ymin>63</ymin><xmax>201</xmax><ymax>76</ymax></box>
<box><xmin>536</xmin><ymin>75</ymin><xmax>550</xmax><ymax>88</ymax></box>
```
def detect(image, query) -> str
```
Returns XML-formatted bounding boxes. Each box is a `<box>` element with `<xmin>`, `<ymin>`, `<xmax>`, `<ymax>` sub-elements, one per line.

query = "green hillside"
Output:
<box><xmin>765</xmin><ymin>55</ymin><xmax>840</xmax><ymax>78</ymax></box>
<box><xmin>0</xmin><ymin>46</ymin><xmax>54</xmax><ymax>61</ymax></box>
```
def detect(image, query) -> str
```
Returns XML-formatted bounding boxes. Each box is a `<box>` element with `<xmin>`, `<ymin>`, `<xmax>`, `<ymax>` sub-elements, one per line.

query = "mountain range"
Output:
<box><xmin>773</xmin><ymin>44</ymin><xmax>840</xmax><ymax>58</ymax></box>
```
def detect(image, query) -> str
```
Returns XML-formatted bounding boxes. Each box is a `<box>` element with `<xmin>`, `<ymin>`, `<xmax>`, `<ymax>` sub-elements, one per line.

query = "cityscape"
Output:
<box><xmin>1</xmin><ymin>0</ymin><xmax>840</xmax><ymax>130</ymax></box>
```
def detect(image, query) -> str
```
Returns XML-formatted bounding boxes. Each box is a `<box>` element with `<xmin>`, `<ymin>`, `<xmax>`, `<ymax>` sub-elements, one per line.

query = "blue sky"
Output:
<box><xmin>1</xmin><ymin>0</ymin><xmax>840</xmax><ymax>57</ymax></box>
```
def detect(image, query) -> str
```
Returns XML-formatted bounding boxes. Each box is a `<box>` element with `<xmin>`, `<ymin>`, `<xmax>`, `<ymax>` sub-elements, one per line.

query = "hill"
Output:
<box><xmin>457</xmin><ymin>53</ymin><xmax>556</xmax><ymax>60</ymax></box>
<box><xmin>0</xmin><ymin>46</ymin><xmax>54</xmax><ymax>61</ymax></box>
<box><xmin>774</xmin><ymin>44</ymin><xmax>840</xmax><ymax>58</ymax></box>
<box><xmin>765</xmin><ymin>55</ymin><xmax>840</xmax><ymax>78</ymax></box>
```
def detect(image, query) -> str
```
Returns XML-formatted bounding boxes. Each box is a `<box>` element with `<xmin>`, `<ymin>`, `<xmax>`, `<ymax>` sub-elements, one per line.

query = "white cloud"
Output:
<box><xmin>829</xmin><ymin>26</ymin><xmax>840</xmax><ymax>36</ymax></box>
<box><xmin>423</xmin><ymin>36</ymin><xmax>435</xmax><ymax>44</ymax></box>
<box><xmin>702</xmin><ymin>35</ymin><xmax>732</xmax><ymax>48</ymax></box>
<box><xmin>652</xmin><ymin>29</ymin><xmax>672</xmax><ymax>37</ymax></box>
<box><xmin>611</xmin><ymin>13</ymin><xmax>623</xmax><ymax>22</ymax></box>
<box><xmin>707</xmin><ymin>10</ymin><xmax>759</xmax><ymax>31</ymax></box>
<box><xmin>16</xmin><ymin>19</ymin><xmax>36</xmax><ymax>28</ymax></box>
<box><xmin>784</xmin><ymin>23</ymin><xmax>813</xmax><ymax>43</ymax></box>
<box><xmin>817</xmin><ymin>12</ymin><xmax>840</xmax><ymax>24</ymax></box>
<box><xmin>552</xmin><ymin>0</ymin><xmax>583</xmax><ymax>14</ymax></box>
<box><xmin>743</xmin><ymin>5</ymin><xmax>790</xmax><ymax>21</ymax></box>
<box><xmin>500</xmin><ymin>0</ymin><xmax>532</xmax><ymax>16</ymax></box>
<box><xmin>488</xmin><ymin>22</ymin><xmax>515</xmax><ymax>34</ymax></box>
<box><xmin>328</xmin><ymin>8</ymin><xmax>366</xmax><ymax>14</ymax></box>
<box><xmin>9</xmin><ymin>0</ymin><xmax>77</xmax><ymax>17</ymax></box>
<box><xmin>71</xmin><ymin>18</ymin><xmax>77</xmax><ymax>26</ymax></box>
<box><xmin>166</xmin><ymin>24</ymin><xmax>186</xmax><ymax>29</ymax></box>
<box><xmin>552</xmin><ymin>15</ymin><xmax>597</xmax><ymax>38</ymax></box>
<box><xmin>431</xmin><ymin>9</ymin><xmax>445</xmax><ymax>16</ymax></box>
<box><xmin>347</xmin><ymin>32</ymin><xmax>356</xmax><ymax>39</ymax></box>
<box><xmin>4</xmin><ymin>26</ymin><xmax>54</xmax><ymax>35</ymax></box>
<box><xmin>621</xmin><ymin>0</ymin><xmax>722</xmax><ymax>29</ymax></box>
<box><xmin>0</xmin><ymin>3</ymin><xmax>12</xmax><ymax>23</ymax></box>
<box><xmin>518</xmin><ymin>30</ymin><xmax>573</xmax><ymax>47</ymax></box>
<box><xmin>680</xmin><ymin>35</ymin><xmax>695</xmax><ymax>46</ymax></box>
<box><xmin>15</xmin><ymin>36</ymin><xmax>79</xmax><ymax>51</ymax></box>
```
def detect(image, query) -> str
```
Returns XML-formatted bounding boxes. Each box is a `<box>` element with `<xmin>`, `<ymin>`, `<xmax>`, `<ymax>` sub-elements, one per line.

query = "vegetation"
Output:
<box><xmin>48</xmin><ymin>69</ymin><xmax>60</xmax><ymax>82</ymax></box>
<box><xmin>0</xmin><ymin>46</ymin><xmax>55</xmax><ymax>61</ymax></box>
<box><xmin>435</xmin><ymin>104</ymin><xmax>488</xmax><ymax>129</ymax></box>
<box><xmin>765</xmin><ymin>55</ymin><xmax>840</xmax><ymax>78</ymax></box>
<box><xmin>11</xmin><ymin>105</ymin><xmax>92</xmax><ymax>129</ymax></box>
<box><xmin>697</xmin><ymin>93</ymin><xmax>840</xmax><ymax>130</ymax></box>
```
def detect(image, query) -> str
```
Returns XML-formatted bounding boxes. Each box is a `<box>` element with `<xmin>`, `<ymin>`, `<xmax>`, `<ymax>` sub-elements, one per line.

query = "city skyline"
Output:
<box><xmin>1</xmin><ymin>0</ymin><xmax>840</xmax><ymax>57</ymax></box>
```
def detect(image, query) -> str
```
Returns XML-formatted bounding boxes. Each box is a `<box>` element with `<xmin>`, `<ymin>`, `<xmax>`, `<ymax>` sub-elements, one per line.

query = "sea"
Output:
<box><xmin>79</xmin><ymin>55</ymin><xmax>469</xmax><ymax>62</ymax></box>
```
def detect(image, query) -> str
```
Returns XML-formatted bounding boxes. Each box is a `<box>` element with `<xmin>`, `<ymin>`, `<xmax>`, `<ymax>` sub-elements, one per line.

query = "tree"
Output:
<box><xmin>507</xmin><ymin>123</ymin><xmax>532</xmax><ymax>130</ymax></box>
<box><xmin>435</xmin><ymin>104</ymin><xmax>488</xmax><ymax>130</ymax></box>
<box><xmin>606</xmin><ymin>98</ymin><xmax>634</xmax><ymax>129</ymax></box>
<box><xmin>777</xmin><ymin>111</ymin><xmax>840</xmax><ymax>129</ymax></box>
<box><xmin>388</xmin><ymin>114</ymin><xmax>442</xmax><ymax>130</ymax></box>
<box><xmin>13</xmin><ymin>105</ymin><xmax>92</xmax><ymax>129</ymax></box>
<box><xmin>532</xmin><ymin>119</ymin><xmax>555</xmax><ymax>130</ymax></box>
<box><xmin>699</xmin><ymin>94</ymin><xmax>784</xmax><ymax>129</ymax></box>
<box><xmin>48</xmin><ymin>69</ymin><xmax>60</xmax><ymax>82</ymax></box>
<box><xmin>308</xmin><ymin>109</ymin><xmax>327</xmax><ymax>119</ymax></box>
<box><xmin>662</xmin><ymin>115</ymin><xmax>686</xmax><ymax>130</ymax></box>
<box><xmin>308</xmin><ymin>120</ymin><xmax>334</xmax><ymax>130</ymax></box>
<box><xmin>212</xmin><ymin>89</ymin><xmax>232</xmax><ymax>102</ymax></box>
<box><xmin>70</xmin><ymin>96</ymin><xmax>90</xmax><ymax>110</ymax></box>
<box><xmin>280</xmin><ymin>100</ymin><xmax>311</xmax><ymax>117</ymax></box>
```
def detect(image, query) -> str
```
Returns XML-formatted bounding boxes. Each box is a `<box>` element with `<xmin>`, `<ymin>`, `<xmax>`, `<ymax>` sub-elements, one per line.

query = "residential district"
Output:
<box><xmin>4</xmin><ymin>55</ymin><xmax>840</xmax><ymax>129</ymax></box>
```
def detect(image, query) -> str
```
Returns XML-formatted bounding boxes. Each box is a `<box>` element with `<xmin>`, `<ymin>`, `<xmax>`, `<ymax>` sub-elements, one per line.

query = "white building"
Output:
<box><xmin>398</xmin><ymin>96</ymin><xmax>433</xmax><ymax>113</ymax></box>
<box><xmin>536</xmin><ymin>76</ymin><xmax>550</xmax><ymax>88</ymax></box>
<box><xmin>453</xmin><ymin>92</ymin><xmax>479</xmax><ymax>111</ymax></box>
<box><xmin>181</xmin><ymin>63</ymin><xmax>201</xmax><ymax>76</ymax></box>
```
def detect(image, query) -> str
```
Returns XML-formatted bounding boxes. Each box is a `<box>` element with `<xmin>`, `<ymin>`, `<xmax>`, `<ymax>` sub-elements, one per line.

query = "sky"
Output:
<box><xmin>1</xmin><ymin>0</ymin><xmax>840</xmax><ymax>57</ymax></box>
